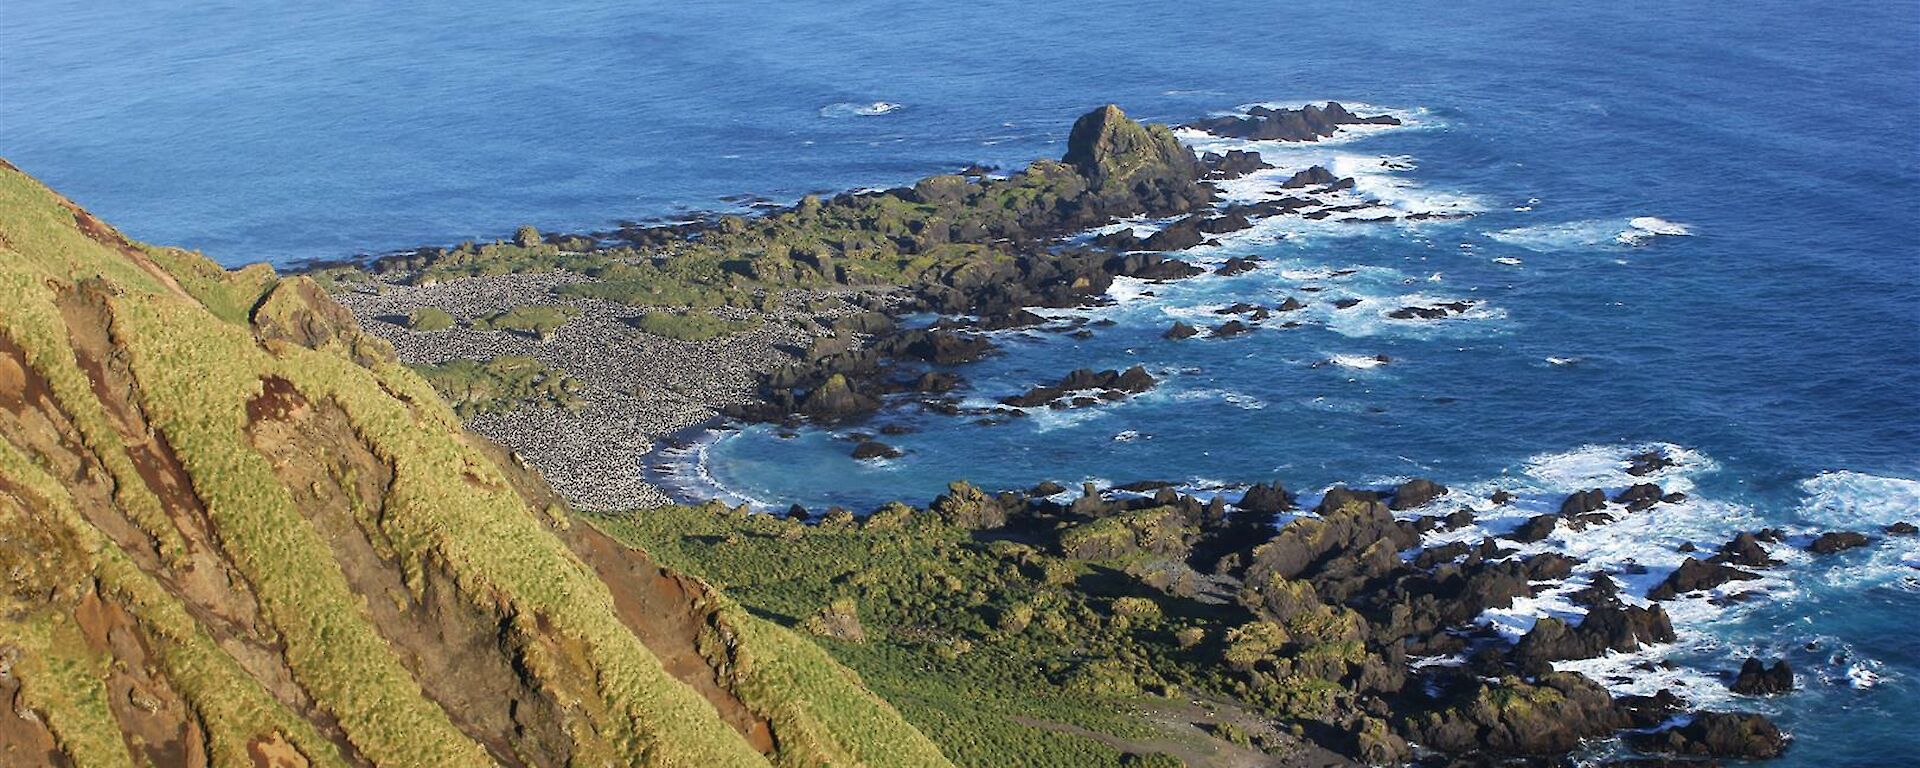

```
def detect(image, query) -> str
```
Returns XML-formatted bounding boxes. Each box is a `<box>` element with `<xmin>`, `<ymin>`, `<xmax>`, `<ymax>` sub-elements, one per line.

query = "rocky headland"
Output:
<box><xmin>285</xmin><ymin>102</ymin><xmax>1895</xmax><ymax>766</ymax></box>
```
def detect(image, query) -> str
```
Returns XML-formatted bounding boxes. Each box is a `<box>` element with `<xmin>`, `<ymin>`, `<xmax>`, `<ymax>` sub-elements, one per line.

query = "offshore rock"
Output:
<box><xmin>1730</xmin><ymin>657</ymin><xmax>1794</xmax><ymax>695</ymax></box>
<box><xmin>1185</xmin><ymin>102</ymin><xmax>1402</xmax><ymax>142</ymax></box>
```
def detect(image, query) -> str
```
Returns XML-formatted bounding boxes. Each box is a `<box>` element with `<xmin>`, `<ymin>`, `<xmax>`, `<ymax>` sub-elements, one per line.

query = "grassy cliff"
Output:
<box><xmin>0</xmin><ymin>160</ymin><xmax>949</xmax><ymax>768</ymax></box>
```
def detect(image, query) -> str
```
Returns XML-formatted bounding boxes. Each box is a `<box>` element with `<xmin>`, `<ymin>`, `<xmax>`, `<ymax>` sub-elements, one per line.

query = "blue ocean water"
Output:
<box><xmin>5</xmin><ymin>1</ymin><xmax>1916</xmax><ymax>763</ymax></box>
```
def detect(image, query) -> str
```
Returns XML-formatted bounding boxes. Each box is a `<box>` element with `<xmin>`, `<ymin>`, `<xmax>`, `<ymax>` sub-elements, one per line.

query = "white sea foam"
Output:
<box><xmin>648</xmin><ymin>429</ymin><xmax>769</xmax><ymax>512</ymax></box>
<box><xmin>1328</xmin><ymin>354</ymin><xmax>1389</xmax><ymax>370</ymax></box>
<box><xmin>1849</xmin><ymin>661</ymin><xmax>1884</xmax><ymax>689</ymax></box>
<box><xmin>1489</xmin><ymin>216</ymin><xmax>1693</xmax><ymax>252</ymax></box>
<box><xmin>1522</xmin><ymin>441</ymin><xmax>1713</xmax><ymax>491</ymax></box>
<box><xmin>1628</xmin><ymin>216</ymin><xmax>1692</xmax><ymax>236</ymax></box>
<box><xmin>1382</xmin><ymin>442</ymin><xmax>1813</xmax><ymax>703</ymax></box>
<box><xmin>819</xmin><ymin>100</ymin><xmax>905</xmax><ymax>118</ymax></box>
<box><xmin>1796</xmin><ymin>471</ymin><xmax>1920</xmax><ymax>529</ymax></box>
<box><xmin>1171</xmin><ymin>388</ymin><xmax>1270</xmax><ymax>409</ymax></box>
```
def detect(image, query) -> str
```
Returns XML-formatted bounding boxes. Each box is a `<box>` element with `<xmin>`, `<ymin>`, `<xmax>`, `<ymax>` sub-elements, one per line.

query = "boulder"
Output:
<box><xmin>1807</xmin><ymin>531</ymin><xmax>1872</xmax><ymax>554</ymax></box>
<box><xmin>1140</xmin><ymin>217</ymin><xmax>1205</xmax><ymax>251</ymax></box>
<box><xmin>1237</xmin><ymin>482</ymin><xmax>1294</xmax><ymax>514</ymax></box>
<box><xmin>1648</xmin><ymin>558</ymin><xmax>1759</xmax><ymax>601</ymax></box>
<box><xmin>1279</xmin><ymin>165</ymin><xmax>1346</xmax><ymax>189</ymax></box>
<box><xmin>1510</xmin><ymin>514</ymin><xmax>1558</xmax><ymax>544</ymax></box>
<box><xmin>1710</xmin><ymin>532</ymin><xmax>1775</xmax><ymax>568</ymax></box>
<box><xmin>850</xmin><ymin>441</ymin><xmax>902</xmax><ymax>461</ymax></box>
<box><xmin>1729</xmin><ymin>657</ymin><xmax>1793</xmax><ymax>696</ymax></box>
<box><xmin>1389</xmin><ymin>478</ymin><xmax>1448</xmax><ymax>510</ymax></box>
<box><xmin>1163</xmin><ymin>321</ymin><xmax>1198</xmax><ymax>340</ymax></box>
<box><xmin>800</xmin><ymin>373</ymin><xmax>881</xmax><ymax>421</ymax></box>
<box><xmin>1629</xmin><ymin>712</ymin><xmax>1788</xmax><ymax>760</ymax></box>
<box><xmin>1559</xmin><ymin>489</ymin><xmax>1608</xmax><ymax>516</ymax></box>
<box><xmin>1513</xmin><ymin>604</ymin><xmax>1676</xmax><ymax>668</ymax></box>
<box><xmin>931</xmin><ymin>481</ymin><xmax>1007</xmax><ymax>529</ymax></box>
<box><xmin>1614</xmin><ymin>483</ymin><xmax>1665</xmax><ymax>512</ymax></box>
<box><xmin>1569</xmin><ymin>573</ymin><xmax>1622</xmax><ymax>607</ymax></box>
<box><xmin>1402</xmin><ymin>672</ymin><xmax>1628</xmax><ymax>756</ymax></box>
<box><xmin>1214</xmin><ymin>256</ymin><xmax>1261</xmax><ymax>275</ymax></box>
<box><xmin>1203</xmin><ymin>149</ymin><xmax>1271</xmax><ymax>179</ymax></box>
<box><xmin>1627</xmin><ymin>451</ymin><xmax>1676</xmax><ymax>476</ymax></box>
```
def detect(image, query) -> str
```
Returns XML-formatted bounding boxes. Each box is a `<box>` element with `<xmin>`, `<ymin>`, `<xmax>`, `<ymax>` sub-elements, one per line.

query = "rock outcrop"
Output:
<box><xmin>1730</xmin><ymin>657</ymin><xmax>1795</xmax><ymax>695</ymax></box>
<box><xmin>1184</xmin><ymin>102</ymin><xmax>1402</xmax><ymax>142</ymax></box>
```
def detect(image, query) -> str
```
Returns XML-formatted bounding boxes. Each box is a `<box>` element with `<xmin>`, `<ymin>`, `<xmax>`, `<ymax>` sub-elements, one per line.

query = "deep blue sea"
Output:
<box><xmin>6</xmin><ymin>2</ymin><xmax>1916</xmax><ymax>763</ymax></box>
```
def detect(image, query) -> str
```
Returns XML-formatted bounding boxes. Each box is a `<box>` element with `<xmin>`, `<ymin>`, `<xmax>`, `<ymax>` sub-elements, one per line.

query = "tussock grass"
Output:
<box><xmin>0</xmin><ymin>162</ymin><xmax>950</xmax><ymax>767</ymax></box>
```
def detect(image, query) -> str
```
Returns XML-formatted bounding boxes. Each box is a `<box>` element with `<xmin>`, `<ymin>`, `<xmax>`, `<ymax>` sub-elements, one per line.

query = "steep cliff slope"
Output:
<box><xmin>0</xmin><ymin>160</ymin><xmax>950</xmax><ymax>768</ymax></box>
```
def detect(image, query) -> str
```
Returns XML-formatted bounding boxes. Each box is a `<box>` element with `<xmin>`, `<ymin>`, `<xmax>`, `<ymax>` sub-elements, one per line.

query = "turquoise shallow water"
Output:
<box><xmin>6</xmin><ymin>1</ymin><xmax>1917</xmax><ymax>762</ymax></box>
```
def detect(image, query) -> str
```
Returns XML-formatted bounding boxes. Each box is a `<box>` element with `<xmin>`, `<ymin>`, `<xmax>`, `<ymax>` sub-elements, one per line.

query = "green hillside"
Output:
<box><xmin>0</xmin><ymin>159</ymin><xmax>950</xmax><ymax>768</ymax></box>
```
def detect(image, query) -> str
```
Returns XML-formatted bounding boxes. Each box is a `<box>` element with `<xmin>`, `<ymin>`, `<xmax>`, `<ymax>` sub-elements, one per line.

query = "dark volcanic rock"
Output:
<box><xmin>1214</xmin><ymin>256</ymin><xmax>1261</xmax><ymax>276</ymax></box>
<box><xmin>1560</xmin><ymin>489</ymin><xmax>1609</xmax><ymax>516</ymax></box>
<box><xmin>1730</xmin><ymin>657</ymin><xmax>1794</xmax><ymax>696</ymax></box>
<box><xmin>1202</xmin><ymin>148</ymin><xmax>1271</xmax><ymax>179</ymax></box>
<box><xmin>976</xmin><ymin>308</ymin><xmax>1048</xmax><ymax>330</ymax></box>
<box><xmin>1402</xmin><ymin>672</ymin><xmax>1629</xmax><ymax>757</ymax></box>
<box><xmin>1184</xmin><ymin>102</ymin><xmax>1402</xmax><ymax>142</ymax></box>
<box><xmin>1275</xmin><ymin>296</ymin><xmax>1306</xmax><ymax>312</ymax></box>
<box><xmin>1807</xmin><ymin>531</ymin><xmax>1872</xmax><ymax>554</ymax></box>
<box><xmin>1570</xmin><ymin>573</ymin><xmax>1622</xmax><ymax>607</ymax></box>
<box><xmin>800</xmin><ymin>374</ymin><xmax>881</xmax><ymax>422</ymax></box>
<box><xmin>1390</xmin><ymin>478</ymin><xmax>1448</xmax><ymax>510</ymax></box>
<box><xmin>1163</xmin><ymin>321</ymin><xmax>1199</xmax><ymax>340</ymax></box>
<box><xmin>887</xmin><ymin>329</ymin><xmax>994</xmax><ymax>366</ymax></box>
<box><xmin>1614</xmin><ymin>483</ymin><xmax>1666</xmax><ymax>512</ymax></box>
<box><xmin>1001</xmin><ymin>365</ymin><xmax>1156</xmax><ymax>409</ymax></box>
<box><xmin>1710</xmin><ymin>532</ymin><xmax>1776</xmax><ymax>568</ymax></box>
<box><xmin>1140</xmin><ymin>216</ymin><xmax>1206</xmax><ymax>251</ymax></box>
<box><xmin>1130</xmin><ymin>256</ymin><xmax>1206</xmax><ymax>280</ymax></box>
<box><xmin>1213</xmin><ymin>320</ymin><xmax>1250</xmax><ymax>337</ymax></box>
<box><xmin>1627</xmin><ymin>450</ymin><xmax>1676</xmax><ymax>477</ymax></box>
<box><xmin>1648</xmin><ymin>558</ymin><xmax>1760</xmax><ymax>601</ymax></box>
<box><xmin>1237</xmin><ymin>482</ymin><xmax>1295</xmax><ymax>514</ymax></box>
<box><xmin>1065</xmin><ymin>104</ymin><xmax>1205</xmax><ymax>200</ymax></box>
<box><xmin>1887</xmin><ymin>521</ymin><xmax>1918</xmax><ymax>536</ymax></box>
<box><xmin>1513</xmin><ymin>604</ymin><xmax>1676</xmax><ymax>668</ymax></box>
<box><xmin>1510</xmin><ymin>514</ymin><xmax>1559</xmax><ymax>544</ymax></box>
<box><xmin>1197</xmin><ymin>212</ymin><xmax>1252</xmax><ymax>235</ymax></box>
<box><xmin>1387</xmin><ymin>300</ymin><xmax>1476</xmax><ymax>321</ymax></box>
<box><xmin>1629</xmin><ymin>712</ymin><xmax>1788</xmax><ymax>760</ymax></box>
<box><xmin>1279</xmin><ymin>165</ymin><xmax>1352</xmax><ymax>190</ymax></box>
<box><xmin>850</xmin><ymin>441</ymin><xmax>902</xmax><ymax>460</ymax></box>
<box><xmin>911</xmin><ymin>371</ymin><xmax>963</xmax><ymax>393</ymax></box>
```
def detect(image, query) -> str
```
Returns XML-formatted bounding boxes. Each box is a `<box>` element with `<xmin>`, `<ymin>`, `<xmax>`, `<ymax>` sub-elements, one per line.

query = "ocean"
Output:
<box><xmin>5</xmin><ymin>1</ymin><xmax>1916</xmax><ymax>763</ymax></box>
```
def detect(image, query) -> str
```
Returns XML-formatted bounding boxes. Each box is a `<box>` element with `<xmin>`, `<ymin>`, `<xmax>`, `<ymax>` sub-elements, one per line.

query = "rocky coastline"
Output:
<box><xmin>299</xmin><ymin>101</ymin><xmax>1901</xmax><ymax>765</ymax></box>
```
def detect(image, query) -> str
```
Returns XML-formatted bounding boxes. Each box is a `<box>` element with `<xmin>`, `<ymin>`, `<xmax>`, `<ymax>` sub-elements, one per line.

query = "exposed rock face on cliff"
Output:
<box><xmin>0</xmin><ymin>161</ymin><xmax>949</xmax><ymax>768</ymax></box>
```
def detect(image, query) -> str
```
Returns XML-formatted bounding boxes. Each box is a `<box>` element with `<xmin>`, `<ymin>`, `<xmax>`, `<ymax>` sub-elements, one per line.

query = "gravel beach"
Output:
<box><xmin>335</xmin><ymin>269</ymin><xmax>864</xmax><ymax>510</ymax></box>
